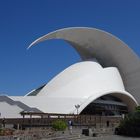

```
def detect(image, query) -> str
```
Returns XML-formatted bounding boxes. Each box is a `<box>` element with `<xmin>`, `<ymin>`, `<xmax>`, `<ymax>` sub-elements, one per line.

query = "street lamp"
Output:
<box><xmin>75</xmin><ymin>104</ymin><xmax>80</xmax><ymax>115</ymax></box>
<box><xmin>75</xmin><ymin>104</ymin><xmax>80</xmax><ymax>124</ymax></box>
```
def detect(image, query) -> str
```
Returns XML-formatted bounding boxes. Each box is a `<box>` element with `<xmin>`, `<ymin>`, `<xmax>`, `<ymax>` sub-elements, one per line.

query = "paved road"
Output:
<box><xmin>42</xmin><ymin>135</ymin><xmax>140</xmax><ymax>140</ymax></box>
<box><xmin>91</xmin><ymin>135</ymin><xmax>140</xmax><ymax>140</ymax></box>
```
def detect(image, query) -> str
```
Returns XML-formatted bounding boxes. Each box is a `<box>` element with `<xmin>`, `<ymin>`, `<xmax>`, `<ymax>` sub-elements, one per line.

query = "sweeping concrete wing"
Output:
<box><xmin>28</xmin><ymin>27</ymin><xmax>140</xmax><ymax>103</ymax></box>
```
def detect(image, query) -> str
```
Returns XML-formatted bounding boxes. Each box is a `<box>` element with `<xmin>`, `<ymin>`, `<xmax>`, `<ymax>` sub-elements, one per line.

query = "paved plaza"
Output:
<box><xmin>0</xmin><ymin>127</ymin><xmax>139</xmax><ymax>140</ymax></box>
<box><xmin>95</xmin><ymin>135</ymin><xmax>140</xmax><ymax>140</ymax></box>
<box><xmin>42</xmin><ymin>135</ymin><xmax>140</xmax><ymax>140</ymax></box>
<box><xmin>41</xmin><ymin>127</ymin><xmax>140</xmax><ymax>140</ymax></box>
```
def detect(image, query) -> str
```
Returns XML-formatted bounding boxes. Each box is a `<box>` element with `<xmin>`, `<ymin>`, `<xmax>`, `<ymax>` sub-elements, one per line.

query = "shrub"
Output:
<box><xmin>52</xmin><ymin>120</ymin><xmax>67</xmax><ymax>131</ymax></box>
<box><xmin>116</xmin><ymin>106</ymin><xmax>140</xmax><ymax>137</ymax></box>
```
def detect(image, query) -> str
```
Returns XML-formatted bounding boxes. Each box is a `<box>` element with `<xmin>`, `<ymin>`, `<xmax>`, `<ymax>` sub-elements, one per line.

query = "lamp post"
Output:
<box><xmin>75</xmin><ymin>104</ymin><xmax>80</xmax><ymax>115</ymax></box>
<box><xmin>75</xmin><ymin>104</ymin><xmax>80</xmax><ymax>124</ymax></box>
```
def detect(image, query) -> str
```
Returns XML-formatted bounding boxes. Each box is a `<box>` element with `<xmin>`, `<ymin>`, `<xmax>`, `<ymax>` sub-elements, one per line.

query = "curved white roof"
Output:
<box><xmin>38</xmin><ymin>61</ymin><xmax>125</xmax><ymax>98</ymax></box>
<box><xmin>29</xmin><ymin>27</ymin><xmax>140</xmax><ymax>103</ymax></box>
<box><xmin>12</xmin><ymin>61</ymin><xmax>138</xmax><ymax>114</ymax></box>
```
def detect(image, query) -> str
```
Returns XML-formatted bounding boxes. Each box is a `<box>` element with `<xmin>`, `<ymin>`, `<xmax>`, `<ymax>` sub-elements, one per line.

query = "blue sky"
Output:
<box><xmin>0</xmin><ymin>0</ymin><xmax>140</xmax><ymax>96</ymax></box>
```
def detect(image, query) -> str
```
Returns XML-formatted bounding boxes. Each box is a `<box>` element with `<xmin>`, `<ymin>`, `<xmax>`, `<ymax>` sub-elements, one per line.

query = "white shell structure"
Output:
<box><xmin>12</xmin><ymin>60</ymin><xmax>137</xmax><ymax>114</ymax></box>
<box><xmin>28</xmin><ymin>27</ymin><xmax>140</xmax><ymax>103</ymax></box>
<box><xmin>1</xmin><ymin>27</ymin><xmax>140</xmax><ymax>118</ymax></box>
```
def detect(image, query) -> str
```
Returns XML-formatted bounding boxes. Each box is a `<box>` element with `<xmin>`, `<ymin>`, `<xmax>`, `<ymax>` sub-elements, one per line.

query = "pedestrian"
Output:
<box><xmin>106</xmin><ymin>120</ymin><xmax>110</xmax><ymax>127</ymax></box>
<box><xmin>2</xmin><ymin>118</ymin><xmax>5</xmax><ymax>128</ymax></box>
<box><xmin>68</xmin><ymin>120</ymin><xmax>73</xmax><ymax>134</ymax></box>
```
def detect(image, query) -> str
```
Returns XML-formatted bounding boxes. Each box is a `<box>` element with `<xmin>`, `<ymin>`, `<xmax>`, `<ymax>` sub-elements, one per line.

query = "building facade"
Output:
<box><xmin>0</xmin><ymin>27</ymin><xmax>140</xmax><ymax>118</ymax></box>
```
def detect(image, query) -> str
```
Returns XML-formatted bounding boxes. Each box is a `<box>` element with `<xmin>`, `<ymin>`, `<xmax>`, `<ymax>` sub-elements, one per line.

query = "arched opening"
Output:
<box><xmin>81</xmin><ymin>95</ymin><xmax>128</xmax><ymax>116</ymax></box>
<box><xmin>80</xmin><ymin>92</ymin><xmax>137</xmax><ymax>116</ymax></box>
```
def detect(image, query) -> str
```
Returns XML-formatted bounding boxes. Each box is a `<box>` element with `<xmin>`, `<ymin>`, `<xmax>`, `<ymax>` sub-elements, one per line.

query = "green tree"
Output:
<box><xmin>117</xmin><ymin>106</ymin><xmax>140</xmax><ymax>137</ymax></box>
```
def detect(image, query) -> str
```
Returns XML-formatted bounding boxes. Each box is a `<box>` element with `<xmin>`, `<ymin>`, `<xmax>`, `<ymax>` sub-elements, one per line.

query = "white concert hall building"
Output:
<box><xmin>0</xmin><ymin>27</ymin><xmax>140</xmax><ymax>118</ymax></box>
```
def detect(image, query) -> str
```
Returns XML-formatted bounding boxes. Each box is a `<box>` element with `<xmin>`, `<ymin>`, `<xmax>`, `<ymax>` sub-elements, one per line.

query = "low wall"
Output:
<box><xmin>0</xmin><ymin>114</ymin><xmax>122</xmax><ymax>128</ymax></box>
